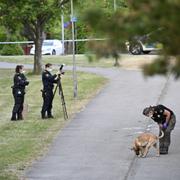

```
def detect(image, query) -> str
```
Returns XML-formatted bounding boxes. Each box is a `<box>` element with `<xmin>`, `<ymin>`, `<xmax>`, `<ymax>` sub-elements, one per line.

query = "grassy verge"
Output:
<box><xmin>0</xmin><ymin>55</ymin><xmax>115</xmax><ymax>68</ymax></box>
<box><xmin>0</xmin><ymin>69</ymin><xmax>108</xmax><ymax>179</ymax></box>
<box><xmin>0</xmin><ymin>54</ymin><xmax>157</xmax><ymax>70</ymax></box>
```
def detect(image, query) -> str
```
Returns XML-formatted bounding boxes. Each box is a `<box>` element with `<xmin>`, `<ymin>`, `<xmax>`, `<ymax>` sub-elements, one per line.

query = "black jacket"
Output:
<box><xmin>151</xmin><ymin>104</ymin><xmax>174</xmax><ymax>124</ymax></box>
<box><xmin>13</xmin><ymin>73</ymin><xmax>29</xmax><ymax>90</ymax></box>
<box><xmin>42</xmin><ymin>70</ymin><xmax>57</xmax><ymax>91</ymax></box>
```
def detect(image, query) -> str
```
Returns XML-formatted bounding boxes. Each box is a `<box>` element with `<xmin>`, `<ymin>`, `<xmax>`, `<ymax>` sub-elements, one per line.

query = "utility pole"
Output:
<box><xmin>114</xmin><ymin>0</ymin><xmax>117</xmax><ymax>11</ymax></box>
<box><xmin>61</xmin><ymin>14</ymin><xmax>65</xmax><ymax>54</ymax></box>
<box><xmin>70</xmin><ymin>0</ymin><xmax>78</xmax><ymax>98</ymax></box>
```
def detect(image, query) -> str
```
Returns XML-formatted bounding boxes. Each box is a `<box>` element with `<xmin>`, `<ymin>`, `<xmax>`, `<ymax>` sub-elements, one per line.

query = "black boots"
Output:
<box><xmin>11</xmin><ymin>113</ymin><xmax>17</xmax><ymax>121</ymax></box>
<box><xmin>41</xmin><ymin>111</ymin><xmax>54</xmax><ymax>119</ymax></box>
<box><xmin>47</xmin><ymin>114</ymin><xmax>54</xmax><ymax>119</ymax></box>
<box><xmin>160</xmin><ymin>146</ymin><xmax>169</xmax><ymax>154</ymax></box>
<box><xmin>17</xmin><ymin>113</ymin><xmax>23</xmax><ymax>120</ymax></box>
<box><xmin>11</xmin><ymin>113</ymin><xmax>24</xmax><ymax>121</ymax></box>
<box><xmin>41</xmin><ymin>111</ymin><xmax>47</xmax><ymax>119</ymax></box>
<box><xmin>47</xmin><ymin>111</ymin><xmax>54</xmax><ymax>119</ymax></box>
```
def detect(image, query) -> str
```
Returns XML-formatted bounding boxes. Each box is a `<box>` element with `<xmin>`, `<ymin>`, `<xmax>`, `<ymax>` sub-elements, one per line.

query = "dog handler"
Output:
<box><xmin>143</xmin><ymin>104</ymin><xmax>176</xmax><ymax>154</ymax></box>
<box><xmin>11</xmin><ymin>65</ymin><xmax>29</xmax><ymax>120</ymax></box>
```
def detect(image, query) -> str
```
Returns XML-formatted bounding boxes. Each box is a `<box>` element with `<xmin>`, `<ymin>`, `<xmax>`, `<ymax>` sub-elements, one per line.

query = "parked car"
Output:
<box><xmin>126</xmin><ymin>29</ymin><xmax>163</xmax><ymax>55</ymax></box>
<box><xmin>30</xmin><ymin>39</ymin><xmax>64</xmax><ymax>55</ymax></box>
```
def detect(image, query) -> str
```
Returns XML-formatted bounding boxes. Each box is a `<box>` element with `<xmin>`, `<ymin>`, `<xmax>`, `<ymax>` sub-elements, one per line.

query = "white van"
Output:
<box><xmin>30</xmin><ymin>39</ymin><xmax>64</xmax><ymax>55</ymax></box>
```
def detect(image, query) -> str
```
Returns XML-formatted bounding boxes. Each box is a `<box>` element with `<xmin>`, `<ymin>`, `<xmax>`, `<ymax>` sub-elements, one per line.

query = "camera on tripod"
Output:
<box><xmin>59</xmin><ymin>64</ymin><xmax>65</xmax><ymax>75</ymax></box>
<box><xmin>53</xmin><ymin>64</ymin><xmax>68</xmax><ymax>120</ymax></box>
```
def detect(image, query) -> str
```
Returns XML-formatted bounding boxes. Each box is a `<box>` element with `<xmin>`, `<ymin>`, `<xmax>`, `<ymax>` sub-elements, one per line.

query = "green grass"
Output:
<box><xmin>0</xmin><ymin>69</ymin><xmax>108</xmax><ymax>179</ymax></box>
<box><xmin>0</xmin><ymin>55</ymin><xmax>115</xmax><ymax>68</ymax></box>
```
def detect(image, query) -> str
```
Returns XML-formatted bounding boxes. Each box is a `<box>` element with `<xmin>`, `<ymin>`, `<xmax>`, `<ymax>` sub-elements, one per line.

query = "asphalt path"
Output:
<box><xmin>0</xmin><ymin>61</ymin><xmax>179</xmax><ymax>180</ymax></box>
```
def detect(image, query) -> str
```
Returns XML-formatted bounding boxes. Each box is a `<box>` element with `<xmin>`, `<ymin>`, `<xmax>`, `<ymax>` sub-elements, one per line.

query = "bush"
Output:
<box><xmin>0</xmin><ymin>31</ymin><xmax>6</xmax><ymax>51</ymax></box>
<box><xmin>76</xmin><ymin>41</ymin><xmax>86</xmax><ymax>54</ymax></box>
<box><xmin>0</xmin><ymin>44</ymin><xmax>24</xmax><ymax>55</ymax></box>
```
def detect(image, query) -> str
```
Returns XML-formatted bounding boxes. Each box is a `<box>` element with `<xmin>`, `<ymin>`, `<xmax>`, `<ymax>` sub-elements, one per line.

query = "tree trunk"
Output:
<box><xmin>33</xmin><ymin>25</ymin><xmax>43</xmax><ymax>74</ymax></box>
<box><xmin>114</xmin><ymin>57</ymin><xmax>120</xmax><ymax>67</ymax></box>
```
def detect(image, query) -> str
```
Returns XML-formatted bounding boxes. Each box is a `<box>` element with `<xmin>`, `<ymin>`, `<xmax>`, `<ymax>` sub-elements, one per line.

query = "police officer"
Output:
<box><xmin>11</xmin><ymin>65</ymin><xmax>29</xmax><ymax>121</ymax></box>
<box><xmin>41</xmin><ymin>63</ymin><xmax>60</xmax><ymax>119</ymax></box>
<box><xmin>143</xmin><ymin>104</ymin><xmax>176</xmax><ymax>154</ymax></box>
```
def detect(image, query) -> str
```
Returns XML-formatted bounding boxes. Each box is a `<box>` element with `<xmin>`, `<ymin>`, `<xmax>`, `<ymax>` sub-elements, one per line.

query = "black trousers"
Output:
<box><xmin>159</xmin><ymin>114</ymin><xmax>176</xmax><ymax>151</ymax></box>
<box><xmin>12</xmin><ymin>92</ymin><xmax>24</xmax><ymax>119</ymax></box>
<box><xmin>41</xmin><ymin>90</ymin><xmax>54</xmax><ymax>117</ymax></box>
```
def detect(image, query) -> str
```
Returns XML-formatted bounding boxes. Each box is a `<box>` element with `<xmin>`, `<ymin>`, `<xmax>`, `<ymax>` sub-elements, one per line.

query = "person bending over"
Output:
<box><xmin>143</xmin><ymin>104</ymin><xmax>176</xmax><ymax>154</ymax></box>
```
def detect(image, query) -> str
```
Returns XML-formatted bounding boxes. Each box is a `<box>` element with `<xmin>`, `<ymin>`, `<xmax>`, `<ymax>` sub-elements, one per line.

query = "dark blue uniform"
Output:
<box><xmin>41</xmin><ymin>70</ymin><xmax>57</xmax><ymax>118</ymax></box>
<box><xmin>151</xmin><ymin>105</ymin><xmax>176</xmax><ymax>154</ymax></box>
<box><xmin>11</xmin><ymin>73</ymin><xmax>29</xmax><ymax>120</ymax></box>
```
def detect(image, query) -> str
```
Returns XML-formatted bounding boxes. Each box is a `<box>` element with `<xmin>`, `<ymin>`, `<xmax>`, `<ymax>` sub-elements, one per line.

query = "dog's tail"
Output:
<box><xmin>158</xmin><ymin>130</ymin><xmax>164</xmax><ymax>139</ymax></box>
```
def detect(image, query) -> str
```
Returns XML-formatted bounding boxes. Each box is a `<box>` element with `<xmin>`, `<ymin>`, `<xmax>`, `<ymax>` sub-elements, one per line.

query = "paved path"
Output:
<box><xmin>127</xmin><ymin>75</ymin><xmax>180</xmax><ymax>180</ymax></box>
<box><xmin>24</xmin><ymin>66</ymin><xmax>180</xmax><ymax>180</ymax></box>
<box><xmin>1</xmin><ymin>61</ymin><xmax>179</xmax><ymax>179</ymax></box>
<box><xmin>0</xmin><ymin>62</ymin><xmax>32</xmax><ymax>69</ymax></box>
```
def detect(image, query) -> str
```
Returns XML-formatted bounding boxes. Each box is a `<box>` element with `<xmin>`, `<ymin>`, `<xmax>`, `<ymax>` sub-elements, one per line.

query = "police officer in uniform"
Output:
<box><xmin>41</xmin><ymin>63</ymin><xmax>59</xmax><ymax>119</ymax></box>
<box><xmin>11</xmin><ymin>65</ymin><xmax>29</xmax><ymax>121</ymax></box>
<box><xmin>143</xmin><ymin>104</ymin><xmax>176</xmax><ymax>154</ymax></box>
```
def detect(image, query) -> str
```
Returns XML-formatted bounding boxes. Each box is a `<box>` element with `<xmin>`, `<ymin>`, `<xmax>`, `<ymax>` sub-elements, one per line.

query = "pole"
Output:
<box><xmin>61</xmin><ymin>14</ymin><xmax>65</xmax><ymax>54</ymax></box>
<box><xmin>74</xmin><ymin>21</ymin><xmax>77</xmax><ymax>54</ymax></box>
<box><xmin>70</xmin><ymin>0</ymin><xmax>78</xmax><ymax>98</ymax></box>
<box><xmin>114</xmin><ymin>0</ymin><xmax>117</xmax><ymax>11</ymax></box>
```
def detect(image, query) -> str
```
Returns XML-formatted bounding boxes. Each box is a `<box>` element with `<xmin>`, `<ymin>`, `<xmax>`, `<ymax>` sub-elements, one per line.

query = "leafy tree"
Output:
<box><xmin>84</xmin><ymin>0</ymin><xmax>180</xmax><ymax>77</ymax></box>
<box><xmin>1</xmin><ymin>44</ymin><xmax>24</xmax><ymax>55</ymax></box>
<box><xmin>0</xmin><ymin>26</ymin><xmax>7</xmax><ymax>51</ymax></box>
<box><xmin>83</xmin><ymin>1</ymin><xmax>128</xmax><ymax>66</ymax></box>
<box><xmin>0</xmin><ymin>0</ymin><xmax>70</xmax><ymax>74</ymax></box>
<box><xmin>63</xmin><ymin>0</ymin><xmax>119</xmax><ymax>54</ymax></box>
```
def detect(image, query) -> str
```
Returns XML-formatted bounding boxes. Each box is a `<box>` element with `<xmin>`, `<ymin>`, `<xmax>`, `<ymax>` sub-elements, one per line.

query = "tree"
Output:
<box><xmin>63</xmin><ymin>0</ymin><xmax>121</xmax><ymax>54</ymax></box>
<box><xmin>84</xmin><ymin>0</ymin><xmax>180</xmax><ymax>77</ymax></box>
<box><xmin>82</xmin><ymin>1</ymin><xmax>128</xmax><ymax>66</ymax></box>
<box><xmin>83</xmin><ymin>4</ymin><xmax>127</xmax><ymax>66</ymax></box>
<box><xmin>0</xmin><ymin>0</ymin><xmax>70</xmax><ymax>74</ymax></box>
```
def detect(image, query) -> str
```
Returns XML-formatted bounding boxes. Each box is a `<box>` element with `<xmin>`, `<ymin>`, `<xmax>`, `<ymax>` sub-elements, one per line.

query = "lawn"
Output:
<box><xmin>0</xmin><ymin>54</ymin><xmax>157</xmax><ymax>70</ymax></box>
<box><xmin>0</xmin><ymin>69</ymin><xmax>107</xmax><ymax>179</ymax></box>
<box><xmin>0</xmin><ymin>55</ymin><xmax>115</xmax><ymax>68</ymax></box>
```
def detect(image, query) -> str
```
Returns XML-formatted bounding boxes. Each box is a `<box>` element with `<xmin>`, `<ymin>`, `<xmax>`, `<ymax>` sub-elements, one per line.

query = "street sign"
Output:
<box><xmin>64</xmin><ymin>22</ymin><xmax>71</xmax><ymax>28</ymax></box>
<box><xmin>71</xmin><ymin>16</ymin><xmax>77</xmax><ymax>22</ymax></box>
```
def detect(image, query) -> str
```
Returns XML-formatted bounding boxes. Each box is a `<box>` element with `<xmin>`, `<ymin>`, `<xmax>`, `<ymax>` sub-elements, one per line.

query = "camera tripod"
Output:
<box><xmin>53</xmin><ymin>74</ymin><xmax>68</xmax><ymax>120</ymax></box>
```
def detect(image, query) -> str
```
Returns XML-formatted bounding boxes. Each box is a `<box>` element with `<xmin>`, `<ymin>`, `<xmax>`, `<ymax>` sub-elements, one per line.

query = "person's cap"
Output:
<box><xmin>143</xmin><ymin>106</ymin><xmax>153</xmax><ymax>116</ymax></box>
<box><xmin>45</xmin><ymin>63</ymin><xmax>52</xmax><ymax>68</ymax></box>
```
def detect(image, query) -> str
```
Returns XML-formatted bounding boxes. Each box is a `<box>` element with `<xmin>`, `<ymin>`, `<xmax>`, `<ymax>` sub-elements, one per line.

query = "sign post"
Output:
<box><xmin>70</xmin><ymin>0</ymin><xmax>78</xmax><ymax>98</ymax></box>
<box><xmin>114</xmin><ymin>0</ymin><xmax>117</xmax><ymax>11</ymax></box>
<box><xmin>61</xmin><ymin>14</ymin><xmax>65</xmax><ymax>54</ymax></box>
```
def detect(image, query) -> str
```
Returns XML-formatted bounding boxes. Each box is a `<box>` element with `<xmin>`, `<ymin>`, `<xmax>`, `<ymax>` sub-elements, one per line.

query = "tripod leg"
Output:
<box><xmin>62</xmin><ymin>98</ymin><xmax>68</xmax><ymax>120</ymax></box>
<box><xmin>59</xmin><ymin>83</ymin><xmax>68</xmax><ymax>120</ymax></box>
<box><xmin>53</xmin><ymin>83</ymin><xmax>58</xmax><ymax>100</ymax></box>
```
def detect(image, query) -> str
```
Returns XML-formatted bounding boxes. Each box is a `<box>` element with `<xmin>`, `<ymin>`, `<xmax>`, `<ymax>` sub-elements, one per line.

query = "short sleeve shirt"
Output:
<box><xmin>151</xmin><ymin>104</ymin><xmax>173</xmax><ymax>124</ymax></box>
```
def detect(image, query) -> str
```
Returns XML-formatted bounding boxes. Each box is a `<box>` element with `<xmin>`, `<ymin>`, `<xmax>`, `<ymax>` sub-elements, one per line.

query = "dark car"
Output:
<box><xmin>126</xmin><ymin>29</ymin><xmax>163</xmax><ymax>55</ymax></box>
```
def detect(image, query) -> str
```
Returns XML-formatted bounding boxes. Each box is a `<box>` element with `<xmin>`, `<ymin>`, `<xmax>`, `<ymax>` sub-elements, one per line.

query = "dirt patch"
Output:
<box><xmin>120</xmin><ymin>54</ymin><xmax>158</xmax><ymax>70</ymax></box>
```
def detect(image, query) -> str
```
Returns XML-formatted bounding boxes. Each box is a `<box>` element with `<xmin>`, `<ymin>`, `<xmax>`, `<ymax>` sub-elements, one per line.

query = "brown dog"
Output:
<box><xmin>131</xmin><ymin>130</ymin><xmax>164</xmax><ymax>157</ymax></box>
